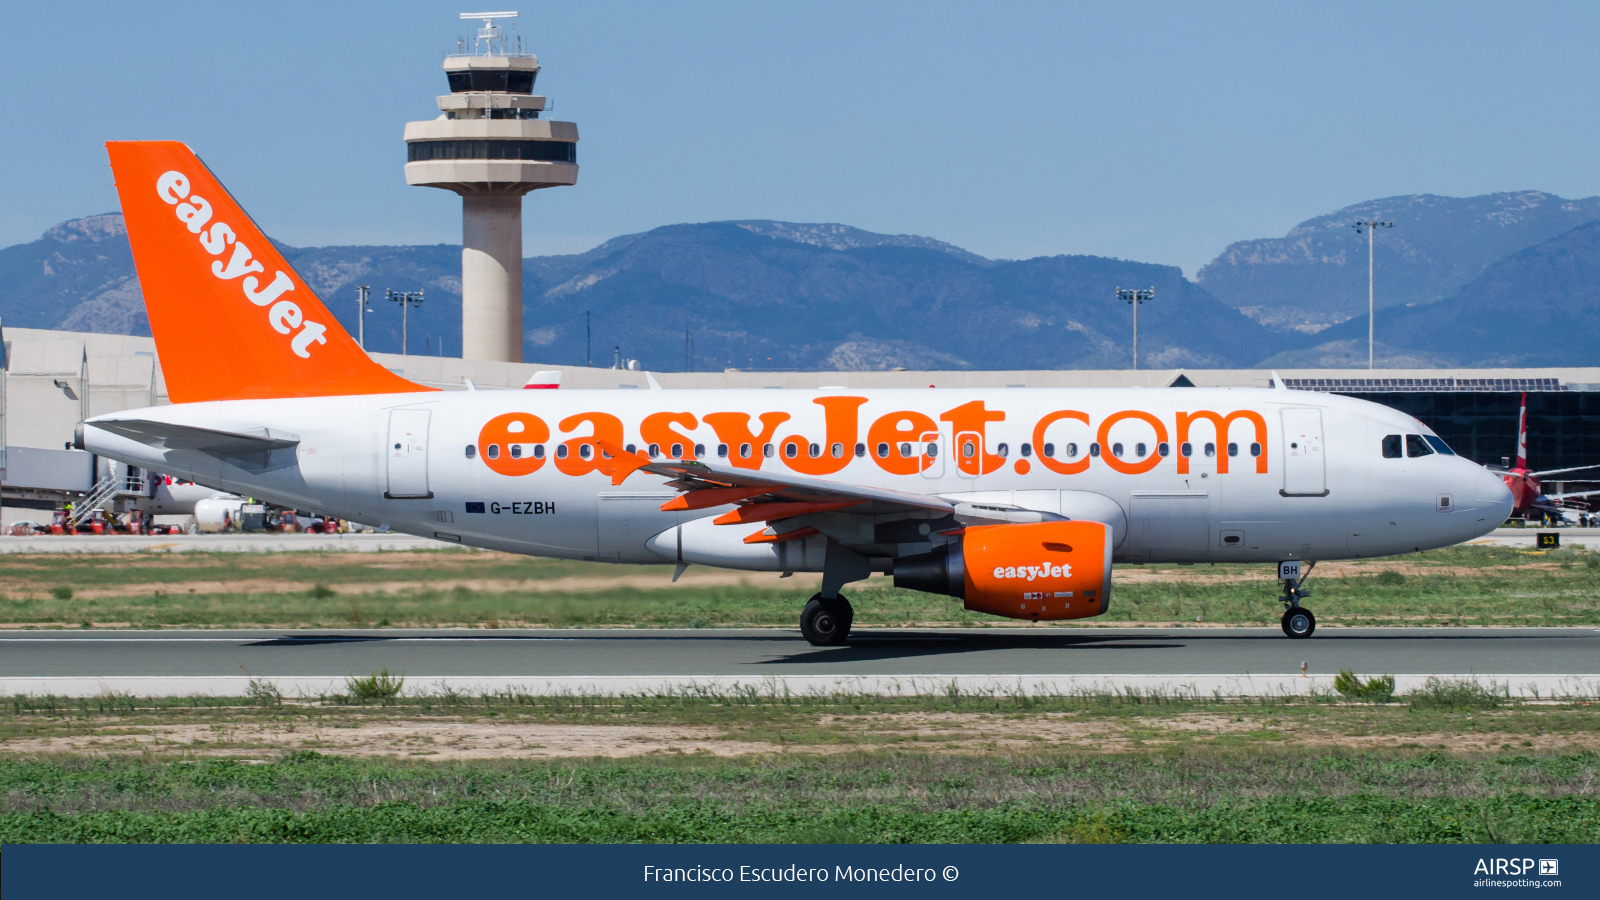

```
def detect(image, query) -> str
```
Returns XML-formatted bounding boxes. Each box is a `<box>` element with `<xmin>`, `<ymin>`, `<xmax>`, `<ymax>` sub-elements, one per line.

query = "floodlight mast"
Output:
<box><xmin>1352</xmin><ymin>220</ymin><xmax>1393</xmax><ymax>369</ymax></box>
<box><xmin>1116</xmin><ymin>287</ymin><xmax>1155</xmax><ymax>370</ymax></box>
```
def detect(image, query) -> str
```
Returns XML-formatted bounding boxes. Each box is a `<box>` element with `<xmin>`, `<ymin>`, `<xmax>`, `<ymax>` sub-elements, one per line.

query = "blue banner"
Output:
<box><xmin>3</xmin><ymin>843</ymin><xmax>1593</xmax><ymax>899</ymax></box>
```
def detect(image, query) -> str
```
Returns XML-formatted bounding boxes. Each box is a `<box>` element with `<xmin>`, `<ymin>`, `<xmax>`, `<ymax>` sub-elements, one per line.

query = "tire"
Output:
<box><xmin>800</xmin><ymin>594</ymin><xmax>854</xmax><ymax>646</ymax></box>
<box><xmin>1281</xmin><ymin>607</ymin><xmax>1316</xmax><ymax>639</ymax></box>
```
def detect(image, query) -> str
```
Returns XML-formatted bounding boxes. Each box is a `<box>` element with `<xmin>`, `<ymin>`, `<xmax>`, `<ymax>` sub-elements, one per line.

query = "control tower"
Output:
<box><xmin>404</xmin><ymin>11</ymin><xmax>579</xmax><ymax>363</ymax></box>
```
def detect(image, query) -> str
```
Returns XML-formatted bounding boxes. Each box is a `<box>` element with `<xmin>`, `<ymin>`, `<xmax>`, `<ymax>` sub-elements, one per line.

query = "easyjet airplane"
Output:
<box><xmin>81</xmin><ymin>142</ymin><xmax>1515</xmax><ymax>642</ymax></box>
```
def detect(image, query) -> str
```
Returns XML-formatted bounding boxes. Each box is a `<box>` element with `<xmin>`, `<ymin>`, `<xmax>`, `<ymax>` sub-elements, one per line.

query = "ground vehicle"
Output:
<box><xmin>82</xmin><ymin>141</ymin><xmax>1514</xmax><ymax>642</ymax></box>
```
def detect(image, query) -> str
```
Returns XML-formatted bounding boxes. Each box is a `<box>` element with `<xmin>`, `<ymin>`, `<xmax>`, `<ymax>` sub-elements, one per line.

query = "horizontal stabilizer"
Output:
<box><xmin>91</xmin><ymin>419</ymin><xmax>300</xmax><ymax>453</ymax></box>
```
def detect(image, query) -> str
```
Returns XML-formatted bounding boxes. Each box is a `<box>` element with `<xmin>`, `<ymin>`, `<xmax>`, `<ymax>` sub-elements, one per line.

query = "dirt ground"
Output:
<box><xmin>7</xmin><ymin>709</ymin><xmax>1595</xmax><ymax>760</ymax></box>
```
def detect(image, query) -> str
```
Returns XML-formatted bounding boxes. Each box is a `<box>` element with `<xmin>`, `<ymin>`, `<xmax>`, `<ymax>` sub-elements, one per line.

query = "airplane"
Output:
<box><xmin>78</xmin><ymin>141</ymin><xmax>1515</xmax><ymax>642</ymax></box>
<box><xmin>1484</xmin><ymin>392</ymin><xmax>1600</xmax><ymax>522</ymax></box>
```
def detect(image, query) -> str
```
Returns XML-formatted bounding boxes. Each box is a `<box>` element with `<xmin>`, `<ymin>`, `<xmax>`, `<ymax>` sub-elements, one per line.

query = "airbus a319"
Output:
<box><xmin>80</xmin><ymin>141</ymin><xmax>1515</xmax><ymax>643</ymax></box>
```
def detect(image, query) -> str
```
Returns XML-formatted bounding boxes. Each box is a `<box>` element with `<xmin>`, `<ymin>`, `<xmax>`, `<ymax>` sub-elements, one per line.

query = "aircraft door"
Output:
<box><xmin>1128</xmin><ymin>491</ymin><xmax>1211</xmax><ymax>562</ymax></box>
<box><xmin>919</xmin><ymin>430</ymin><xmax>944</xmax><ymax>479</ymax></box>
<box><xmin>1280</xmin><ymin>408</ymin><xmax>1327</xmax><ymax>496</ymax></box>
<box><xmin>385</xmin><ymin>409</ymin><xmax>433</xmax><ymax>499</ymax></box>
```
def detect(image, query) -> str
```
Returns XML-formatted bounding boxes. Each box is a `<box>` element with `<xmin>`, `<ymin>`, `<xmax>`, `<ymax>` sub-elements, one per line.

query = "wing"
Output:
<box><xmin>91</xmin><ymin>419</ymin><xmax>300</xmax><ymax>452</ymax></box>
<box><xmin>1547</xmin><ymin>489</ymin><xmax>1600</xmax><ymax>501</ymax></box>
<box><xmin>596</xmin><ymin>441</ymin><xmax>1066</xmax><ymax>552</ymax></box>
<box><xmin>1527</xmin><ymin>464</ymin><xmax>1600</xmax><ymax>478</ymax></box>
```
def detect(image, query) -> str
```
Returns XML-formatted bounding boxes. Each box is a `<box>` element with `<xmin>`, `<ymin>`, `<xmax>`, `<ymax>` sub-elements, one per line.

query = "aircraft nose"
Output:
<box><xmin>1474</xmin><ymin>465</ymin><xmax>1514</xmax><ymax>532</ymax></box>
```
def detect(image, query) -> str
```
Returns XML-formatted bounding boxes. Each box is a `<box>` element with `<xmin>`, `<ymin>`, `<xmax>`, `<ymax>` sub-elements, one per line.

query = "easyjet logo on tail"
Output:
<box><xmin>154</xmin><ymin>171</ymin><xmax>328</xmax><ymax>359</ymax></box>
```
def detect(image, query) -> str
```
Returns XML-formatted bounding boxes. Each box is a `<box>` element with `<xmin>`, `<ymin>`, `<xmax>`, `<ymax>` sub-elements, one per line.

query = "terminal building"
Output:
<box><xmin>4</xmin><ymin>323</ymin><xmax>1598</xmax><ymax>525</ymax></box>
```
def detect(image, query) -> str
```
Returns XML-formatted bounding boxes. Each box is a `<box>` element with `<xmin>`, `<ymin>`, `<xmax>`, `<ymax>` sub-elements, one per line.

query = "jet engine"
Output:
<box><xmin>893</xmin><ymin>520</ymin><xmax>1113</xmax><ymax>621</ymax></box>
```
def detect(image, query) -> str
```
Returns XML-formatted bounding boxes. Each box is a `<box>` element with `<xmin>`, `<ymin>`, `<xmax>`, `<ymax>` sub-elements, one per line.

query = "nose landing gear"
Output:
<box><xmin>800</xmin><ymin>593</ymin><xmax>854</xmax><ymax>646</ymax></box>
<box><xmin>1277</xmin><ymin>560</ymin><xmax>1317</xmax><ymax>639</ymax></box>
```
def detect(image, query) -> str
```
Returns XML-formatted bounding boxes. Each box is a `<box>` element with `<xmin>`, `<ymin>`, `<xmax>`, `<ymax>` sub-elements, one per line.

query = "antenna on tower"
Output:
<box><xmin>460</xmin><ymin>11</ymin><xmax>518</xmax><ymax>56</ymax></box>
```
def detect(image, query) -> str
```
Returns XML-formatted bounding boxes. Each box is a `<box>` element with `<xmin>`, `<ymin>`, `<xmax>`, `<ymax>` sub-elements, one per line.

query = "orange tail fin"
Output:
<box><xmin>106</xmin><ymin>141</ymin><xmax>428</xmax><ymax>403</ymax></box>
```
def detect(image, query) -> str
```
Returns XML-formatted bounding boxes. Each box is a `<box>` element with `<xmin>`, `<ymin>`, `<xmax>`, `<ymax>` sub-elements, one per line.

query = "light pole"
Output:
<box><xmin>1116</xmin><ymin>287</ymin><xmax>1155</xmax><ymax>370</ymax></box>
<box><xmin>355</xmin><ymin>285</ymin><xmax>370</xmax><ymax>349</ymax></box>
<box><xmin>385</xmin><ymin>289</ymin><xmax>425</xmax><ymax>356</ymax></box>
<box><xmin>1352</xmin><ymin>220</ymin><xmax>1393</xmax><ymax>369</ymax></box>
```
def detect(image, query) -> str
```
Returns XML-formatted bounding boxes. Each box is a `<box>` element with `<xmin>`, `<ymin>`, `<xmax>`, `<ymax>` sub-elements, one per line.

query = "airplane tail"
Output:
<box><xmin>1515</xmin><ymin>391</ymin><xmax>1528</xmax><ymax>470</ymax></box>
<box><xmin>105</xmin><ymin>141</ymin><xmax>427</xmax><ymax>403</ymax></box>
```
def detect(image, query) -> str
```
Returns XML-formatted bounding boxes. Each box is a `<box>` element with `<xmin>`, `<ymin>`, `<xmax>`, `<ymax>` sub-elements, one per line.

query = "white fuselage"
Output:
<box><xmin>84</xmin><ymin>387</ymin><xmax>1512</xmax><ymax>567</ymax></box>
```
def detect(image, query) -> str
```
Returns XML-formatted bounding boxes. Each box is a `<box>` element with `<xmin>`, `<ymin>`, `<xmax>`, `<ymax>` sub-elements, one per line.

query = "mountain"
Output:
<box><xmin>1298</xmin><ymin>220</ymin><xmax>1600</xmax><ymax>367</ymax></box>
<box><xmin>0</xmin><ymin>214</ymin><xmax>1280</xmax><ymax>370</ymax></box>
<box><xmin>520</xmin><ymin>221</ymin><xmax>1277</xmax><ymax>371</ymax></box>
<box><xmin>1196</xmin><ymin>192</ymin><xmax>1600</xmax><ymax>332</ymax></box>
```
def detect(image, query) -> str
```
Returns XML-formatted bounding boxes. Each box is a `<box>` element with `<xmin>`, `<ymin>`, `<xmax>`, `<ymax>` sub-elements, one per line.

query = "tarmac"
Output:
<box><xmin>4</xmin><ymin>626</ymin><xmax>1596</xmax><ymax>699</ymax></box>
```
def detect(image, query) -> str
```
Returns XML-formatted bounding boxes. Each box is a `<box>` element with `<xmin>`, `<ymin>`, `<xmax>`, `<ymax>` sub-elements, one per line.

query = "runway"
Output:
<box><xmin>5</xmin><ymin>626</ymin><xmax>1597</xmax><ymax>699</ymax></box>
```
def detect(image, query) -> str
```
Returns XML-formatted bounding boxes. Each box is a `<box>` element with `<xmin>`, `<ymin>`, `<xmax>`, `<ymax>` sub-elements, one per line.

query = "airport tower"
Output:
<box><xmin>404</xmin><ymin>12</ymin><xmax>579</xmax><ymax>363</ymax></box>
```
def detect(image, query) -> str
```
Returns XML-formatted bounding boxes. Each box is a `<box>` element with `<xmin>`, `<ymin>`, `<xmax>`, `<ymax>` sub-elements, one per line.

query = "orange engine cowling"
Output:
<box><xmin>892</xmin><ymin>520</ymin><xmax>1113</xmax><ymax>621</ymax></box>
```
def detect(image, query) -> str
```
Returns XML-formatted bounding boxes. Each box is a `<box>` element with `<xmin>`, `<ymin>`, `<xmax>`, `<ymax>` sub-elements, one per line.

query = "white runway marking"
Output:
<box><xmin>6</xmin><ymin>673</ymin><xmax>1598</xmax><ymax>699</ymax></box>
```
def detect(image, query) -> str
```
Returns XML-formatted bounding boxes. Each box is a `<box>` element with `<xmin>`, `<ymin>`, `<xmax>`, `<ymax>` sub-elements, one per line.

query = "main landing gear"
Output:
<box><xmin>1277</xmin><ymin>560</ymin><xmax>1317</xmax><ymax>639</ymax></box>
<box><xmin>800</xmin><ymin>593</ymin><xmax>854</xmax><ymax>646</ymax></box>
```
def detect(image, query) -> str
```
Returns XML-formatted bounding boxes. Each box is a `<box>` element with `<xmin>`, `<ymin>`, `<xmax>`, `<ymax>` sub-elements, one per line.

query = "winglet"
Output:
<box><xmin>1271</xmin><ymin>370</ymin><xmax>1287</xmax><ymax>391</ymax></box>
<box><xmin>596</xmin><ymin>439</ymin><xmax>651</xmax><ymax>486</ymax></box>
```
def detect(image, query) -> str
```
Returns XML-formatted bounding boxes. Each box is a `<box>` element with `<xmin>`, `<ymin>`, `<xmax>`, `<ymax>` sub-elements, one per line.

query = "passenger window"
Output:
<box><xmin>1020</xmin><ymin>443</ymin><xmax>1032</xmax><ymax>458</ymax></box>
<box><xmin>925</xmin><ymin>442</ymin><xmax>938</xmax><ymax>458</ymax></box>
<box><xmin>487</xmin><ymin>444</ymin><xmax>500</xmax><ymax>460</ymax></box>
<box><xmin>1111</xmin><ymin>443</ymin><xmax>1123</xmax><ymax>458</ymax></box>
<box><xmin>1405</xmin><ymin>434</ymin><xmax>1433</xmax><ymax>458</ymax></box>
<box><xmin>556</xmin><ymin>445</ymin><xmax>568</xmax><ymax>459</ymax></box>
<box><xmin>1044</xmin><ymin>442</ymin><xmax>1056</xmax><ymax>458</ymax></box>
<box><xmin>533</xmin><ymin>445</ymin><xmax>545</xmax><ymax>459</ymax></box>
<box><xmin>763</xmin><ymin>444</ymin><xmax>775</xmax><ymax>458</ymax></box>
<box><xmin>1204</xmin><ymin>443</ymin><xmax>1216</xmax><ymax>457</ymax></box>
<box><xmin>808</xmin><ymin>442</ymin><xmax>821</xmax><ymax>458</ymax></box>
<box><xmin>671</xmin><ymin>442</ymin><xmax>683</xmax><ymax>458</ymax></box>
<box><xmin>962</xmin><ymin>441</ymin><xmax>976</xmax><ymax>459</ymax></box>
<box><xmin>510</xmin><ymin>445</ymin><xmax>522</xmax><ymax>459</ymax></box>
<box><xmin>465</xmin><ymin>445</ymin><xmax>476</xmax><ymax>459</ymax></box>
<box><xmin>876</xmin><ymin>442</ymin><xmax>889</xmax><ymax>458</ymax></box>
<box><xmin>741</xmin><ymin>443</ymin><xmax>753</xmax><ymax>458</ymax></box>
<box><xmin>899</xmin><ymin>442</ymin><xmax>912</xmax><ymax>458</ymax></box>
<box><xmin>694</xmin><ymin>444</ymin><xmax>706</xmax><ymax>459</ymax></box>
<box><xmin>717</xmin><ymin>444</ymin><xmax>729</xmax><ymax>458</ymax></box>
<box><xmin>1089</xmin><ymin>443</ymin><xmax>1101</xmax><ymax>457</ymax></box>
<box><xmin>625</xmin><ymin>444</ymin><xmax>637</xmax><ymax>454</ymax></box>
<box><xmin>647</xmin><ymin>443</ymin><xmax>660</xmax><ymax>458</ymax></box>
<box><xmin>1158</xmin><ymin>442</ymin><xmax>1169</xmax><ymax>457</ymax></box>
<box><xmin>1382</xmin><ymin>435</ymin><xmax>1401</xmax><ymax>458</ymax></box>
<box><xmin>854</xmin><ymin>443</ymin><xmax>866</xmax><ymax>457</ymax></box>
<box><xmin>1136</xmin><ymin>443</ymin><xmax>1147</xmax><ymax>458</ymax></box>
<box><xmin>1181</xmin><ymin>442</ymin><xmax>1192</xmax><ymax>457</ymax></box>
<box><xmin>1227</xmin><ymin>442</ymin><xmax>1238</xmax><ymax>457</ymax></box>
<box><xmin>995</xmin><ymin>443</ymin><xmax>1009</xmax><ymax>458</ymax></box>
<box><xmin>831</xmin><ymin>442</ymin><xmax>844</xmax><ymax>458</ymax></box>
<box><xmin>1250</xmin><ymin>442</ymin><xmax>1261</xmax><ymax>457</ymax></box>
<box><xmin>579</xmin><ymin>444</ymin><xmax>593</xmax><ymax>460</ymax></box>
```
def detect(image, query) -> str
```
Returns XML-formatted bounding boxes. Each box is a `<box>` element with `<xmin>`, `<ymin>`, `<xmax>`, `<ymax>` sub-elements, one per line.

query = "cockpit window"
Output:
<box><xmin>1423</xmin><ymin>435</ymin><xmax>1455</xmax><ymax>456</ymax></box>
<box><xmin>1405</xmin><ymin>434</ymin><xmax>1434</xmax><ymax>458</ymax></box>
<box><xmin>1382</xmin><ymin>434</ymin><xmax>1402</xmax><ymax>458</ymax></box>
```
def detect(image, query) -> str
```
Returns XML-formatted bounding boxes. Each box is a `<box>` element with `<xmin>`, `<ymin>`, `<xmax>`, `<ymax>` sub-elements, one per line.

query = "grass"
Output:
<box><xmin>3</xmin><ymin>688</ymin><xmax>1597</xmax><ymax>843</ymax></box>
<box><xmin>0</xmin><ymin>543</ymin><xmax>1595</xmax><ymax>629</ymax></box>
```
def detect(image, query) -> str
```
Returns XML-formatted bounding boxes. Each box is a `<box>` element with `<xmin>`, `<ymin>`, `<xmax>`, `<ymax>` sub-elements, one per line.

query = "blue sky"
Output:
<box><xmin>3</xmin><ymin>1</ymin><xmax>1598</xmax><ymax>275</ymax></box>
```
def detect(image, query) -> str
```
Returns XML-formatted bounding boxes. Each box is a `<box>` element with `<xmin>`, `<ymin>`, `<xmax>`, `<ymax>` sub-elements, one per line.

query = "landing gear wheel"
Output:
<box><xmin>800</xmin><ymin>594</ymin><xmax>854</xmax><ymax>646</ymax></box>
<box><xmin>1281</xmin><ymin>607</ymin><xmax>1316</xmax><ymax>639</ymax></box>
